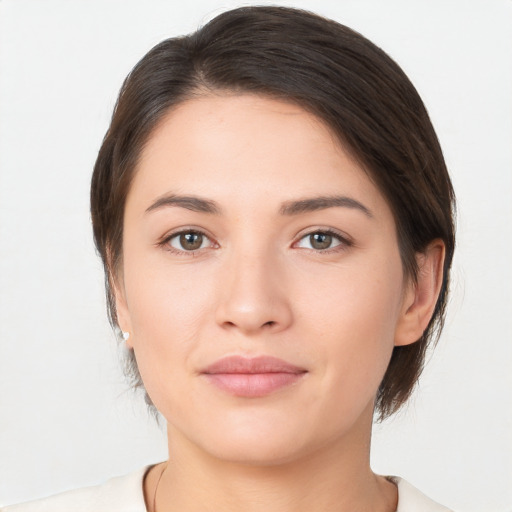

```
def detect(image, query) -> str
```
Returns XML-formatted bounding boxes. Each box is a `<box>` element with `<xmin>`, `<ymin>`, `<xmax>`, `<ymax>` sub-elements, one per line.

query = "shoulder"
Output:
<box><xmin>392</xmin><ymin>476</ymin><xmax>454</xmax><ymax>512</ymax></box>
<box><xmin>1</xmin><ymin>466</ymin><xmax>151</xmax><ymax>512</ymax></box>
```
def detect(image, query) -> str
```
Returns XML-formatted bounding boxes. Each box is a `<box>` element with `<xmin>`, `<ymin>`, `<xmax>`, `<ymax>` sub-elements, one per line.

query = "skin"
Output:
<box><xmin>116</xmin><ymin>94</ymin><xmax>445</xmax><ymax>512</ymax></box>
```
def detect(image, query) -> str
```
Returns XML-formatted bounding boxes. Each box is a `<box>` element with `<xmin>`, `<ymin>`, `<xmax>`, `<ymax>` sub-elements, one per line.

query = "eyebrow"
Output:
<box><xmin>145</xmin><ymin>193</ymin><xmax>373</xmax><ymax>218</ymax></box>
<box><xmin>146</xmin><ymin>194</ymin><xmax>221</xmax><ymax>215</ymax></box>
<box><xmin>280</xmin><ymin>195</ymin><xmax>373</xmax><ymax>218</ymax></box>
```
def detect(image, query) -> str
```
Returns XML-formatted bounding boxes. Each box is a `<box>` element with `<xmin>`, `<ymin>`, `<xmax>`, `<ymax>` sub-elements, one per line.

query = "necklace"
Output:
<box><xmin>152</xmin><ymin>463</ymin><xmax>167</xmax><ymax>512</ymax></box>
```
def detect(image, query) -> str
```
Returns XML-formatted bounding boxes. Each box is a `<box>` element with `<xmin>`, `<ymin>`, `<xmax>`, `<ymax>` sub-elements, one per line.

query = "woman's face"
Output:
<box><xmin>118</xmin><ymin>94</ymin><xmax>412</xmax><ymax>464</ymax></box>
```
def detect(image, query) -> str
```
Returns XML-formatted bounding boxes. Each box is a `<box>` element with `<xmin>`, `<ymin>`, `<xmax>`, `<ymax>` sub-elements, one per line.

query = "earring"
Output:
<box><xmin>122</xmin><ymin>331</ymin><xmax>130</xmax><ymax>341</ymax></box>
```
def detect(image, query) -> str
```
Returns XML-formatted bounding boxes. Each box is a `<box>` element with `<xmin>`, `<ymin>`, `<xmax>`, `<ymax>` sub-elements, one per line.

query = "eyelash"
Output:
<box><xmin>158</xmin><ymin>228</ymin><xmax>353</xmax><ymax>256</ymax></box>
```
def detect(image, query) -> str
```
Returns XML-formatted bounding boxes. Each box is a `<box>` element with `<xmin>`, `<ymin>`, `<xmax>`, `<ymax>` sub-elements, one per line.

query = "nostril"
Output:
<box><xmin>264</xmin><ymin>321</ymin><xmax>276</xmax><ymax>328</ymax></box>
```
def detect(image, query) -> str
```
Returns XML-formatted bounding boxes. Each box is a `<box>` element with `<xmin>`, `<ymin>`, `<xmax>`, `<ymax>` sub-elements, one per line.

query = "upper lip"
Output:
<box><xmin>202</xmin><ymin>356</ymin><xmax>307</xmax><ymax>375</ymax></box>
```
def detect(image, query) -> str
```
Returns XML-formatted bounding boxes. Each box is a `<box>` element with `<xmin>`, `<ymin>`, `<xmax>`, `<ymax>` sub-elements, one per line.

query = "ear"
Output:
<box><xmin>394</xmin><ymin>240</ymin><xmax>446</xmax><ymax>347</ymax></box>
<box><xmin>111</xmin><ymin>273</ymin><xmax>134</xmax><ymax>349</ymax></box>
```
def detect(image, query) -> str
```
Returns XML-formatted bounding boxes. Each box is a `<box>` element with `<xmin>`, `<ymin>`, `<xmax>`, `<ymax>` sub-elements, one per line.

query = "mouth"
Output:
<box><xmin>201</xmin><ymin>355</ymin><xmax>308</xmax><ymax>398</ymax></box>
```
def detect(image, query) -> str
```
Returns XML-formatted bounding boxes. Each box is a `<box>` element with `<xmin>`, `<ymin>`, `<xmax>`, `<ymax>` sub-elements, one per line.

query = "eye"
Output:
<box><xmin>167</xmin><ymin>231</ymin><xmax>213</xmax><ymax>252</ymax></box>
<box><xmin>295</xmin><ymin>230</ymin><xmax>348</xmax><ymax>251</ymax></box>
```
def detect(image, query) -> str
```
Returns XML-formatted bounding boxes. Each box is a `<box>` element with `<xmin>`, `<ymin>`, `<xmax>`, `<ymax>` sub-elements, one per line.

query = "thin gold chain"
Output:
<box><xmin>152</xmin><ymin>463</ymin><xmax>167</xmax><ymax>512</ymax></box>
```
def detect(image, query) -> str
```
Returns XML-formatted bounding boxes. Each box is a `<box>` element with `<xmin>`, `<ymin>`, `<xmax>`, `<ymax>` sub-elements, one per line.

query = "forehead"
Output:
<box><xmin>128</xmin><ymin>94</ymin><xmax>390</xmax><ymax>219</ymax></box>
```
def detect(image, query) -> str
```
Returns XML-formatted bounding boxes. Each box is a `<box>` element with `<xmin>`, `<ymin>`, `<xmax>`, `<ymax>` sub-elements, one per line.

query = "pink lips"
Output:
<box><xmin>201</xmin><ymin>356</ymin><xmax>307</xmax><ymax>397</ymax></box>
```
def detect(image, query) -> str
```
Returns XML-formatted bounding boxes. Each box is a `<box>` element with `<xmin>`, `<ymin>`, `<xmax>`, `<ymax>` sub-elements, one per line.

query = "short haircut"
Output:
<box><xmin>91</xmin><ymin>6</ymin><xmax>456</xmax><ymax>420</ymax></box>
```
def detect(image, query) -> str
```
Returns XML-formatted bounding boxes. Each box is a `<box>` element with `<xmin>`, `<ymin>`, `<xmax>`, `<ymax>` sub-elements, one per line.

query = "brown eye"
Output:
<box><xmin>181</xmin><ymin>233</ymin><xmax>203</xmax><ymax>250</ymax></box>
<box><xmin>309</xmin><ymin>233</ymin><xmax>332</xmax><ymax>250</ymax></box>
<box><xmin>295</xmin><ymin>231</ymin><xmax>345</xmax><ymax>251</ymax></box>
<box><xmin>169</xmin><ymin>231</ymin><xmax>208</xmax><ymax>251</ymax></box>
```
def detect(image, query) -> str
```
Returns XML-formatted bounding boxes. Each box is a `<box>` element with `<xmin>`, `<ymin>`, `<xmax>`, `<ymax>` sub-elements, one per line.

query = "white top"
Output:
<box><xmin>2</xmin><ymin>466</ymin><xmax>454</xmax><ymax>512</ymax></box>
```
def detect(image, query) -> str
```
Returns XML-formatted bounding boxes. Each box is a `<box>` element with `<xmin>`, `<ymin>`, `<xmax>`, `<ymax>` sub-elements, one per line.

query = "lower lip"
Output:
<box><xmin>204</xmin><ymin>372</ymin><xmax>305</xmax><ymax>397</ymax></box>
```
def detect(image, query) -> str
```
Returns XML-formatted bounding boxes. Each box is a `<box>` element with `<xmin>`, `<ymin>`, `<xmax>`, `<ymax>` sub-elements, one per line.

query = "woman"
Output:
<box><xmin>3</xmin><ymin>6</ymin><xmax>455</xmax><ymax>511</ymax></box>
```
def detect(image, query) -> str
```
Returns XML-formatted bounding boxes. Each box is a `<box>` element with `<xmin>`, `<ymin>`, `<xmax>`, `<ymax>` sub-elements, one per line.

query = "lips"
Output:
<box><xmin>201</xmin><ymin>356</ymin><xmax>307</xmax><ymax>397</ymax></box>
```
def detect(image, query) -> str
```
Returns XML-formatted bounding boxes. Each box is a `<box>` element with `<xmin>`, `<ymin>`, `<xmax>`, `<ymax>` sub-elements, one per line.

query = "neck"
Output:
<box><xmin>148</xmin><ymin>405</ymin><xmax>397</xmax><ymax>512</ymax></box>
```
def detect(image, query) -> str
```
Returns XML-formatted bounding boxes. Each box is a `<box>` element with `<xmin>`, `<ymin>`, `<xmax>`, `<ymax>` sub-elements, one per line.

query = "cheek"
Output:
<box><xmin>121</xmin><ymin>252</ymin><xmax>217</xmax><ymax>405</ymax></box>
<box><xmin>298</xmin><ymin>259</ymin><xmax>404</xmax><ymax>399</ymax></box>
<box><xmin>123</xmin><ymin>238</ymin><xmax>215</xmax><ymax>330</ymax></box>
<box><xmin>299</xmin><ymin>257</ymin><xmax>404</xmax><ymax>340</ymax></box>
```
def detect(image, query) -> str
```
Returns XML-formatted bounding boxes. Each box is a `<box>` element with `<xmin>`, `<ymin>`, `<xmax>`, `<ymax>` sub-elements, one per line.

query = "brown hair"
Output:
<box><xmin>91</xmin><ymin>6</ymin><xmax>455</xmax><ymax>420</ymax></box>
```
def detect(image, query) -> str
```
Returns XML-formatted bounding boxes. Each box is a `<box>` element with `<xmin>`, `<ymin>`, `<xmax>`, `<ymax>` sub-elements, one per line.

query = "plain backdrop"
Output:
<box><xmin>0</xmin><ymin>0</ymin><xmax>511</xmax><ymax>510</ymax></box>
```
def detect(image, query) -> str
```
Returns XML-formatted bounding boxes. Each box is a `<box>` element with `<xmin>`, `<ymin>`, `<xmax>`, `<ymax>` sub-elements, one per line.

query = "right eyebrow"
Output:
<box><xmin>145</xmin><ymin>194</ymin><xmax>222</xmax><ymax>215</ymax></box>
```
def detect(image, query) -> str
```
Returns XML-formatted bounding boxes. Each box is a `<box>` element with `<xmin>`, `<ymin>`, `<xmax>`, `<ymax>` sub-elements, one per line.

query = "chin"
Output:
<box><xmin>166</xmin><ymin>407</ymin><xmax>309</xmax><ymax>466</ymax></box>
<box><xmin>182</xmin><ymin>408</ymin><xmax>339</xmax><ymax>467</ymax></box>
<box><xmin>201</xmin><ymin>433</ymin><xmax>309</xmax><ymax>467</ymax></box>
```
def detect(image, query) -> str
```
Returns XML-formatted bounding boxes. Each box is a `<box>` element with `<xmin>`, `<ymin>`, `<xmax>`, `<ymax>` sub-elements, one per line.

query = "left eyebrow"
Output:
<box><xmin>279</xmin><ymin>195</ymin><xmax>373</xmax><ymax>218</ymax></box>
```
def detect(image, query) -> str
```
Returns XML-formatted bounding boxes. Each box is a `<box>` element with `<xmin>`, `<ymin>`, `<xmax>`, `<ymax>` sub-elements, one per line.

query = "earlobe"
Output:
<box><xmin>111</xmin><ymin>274</ymin><xmax>134</xmax><ymax>349</ymax></box>
<box><xmin>394</xmin><ymin>240</ymin><xmax>446</xmax><ymax>347</ymax></box>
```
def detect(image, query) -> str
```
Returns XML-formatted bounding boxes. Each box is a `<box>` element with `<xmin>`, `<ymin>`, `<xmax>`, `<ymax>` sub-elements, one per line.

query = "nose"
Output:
<box><xmin>214</xmin><ymin>250</ymin><xmax>293</xmax><ymax>335</ymax></box>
